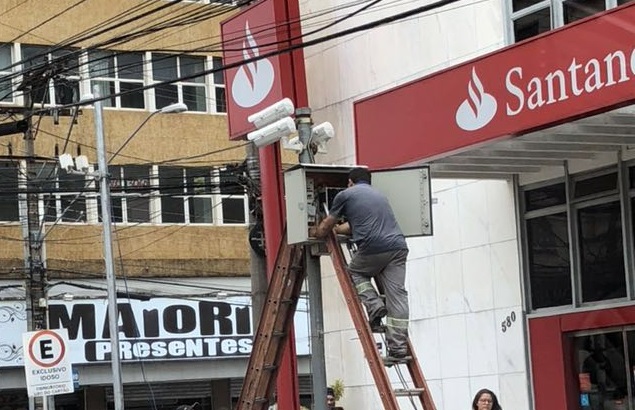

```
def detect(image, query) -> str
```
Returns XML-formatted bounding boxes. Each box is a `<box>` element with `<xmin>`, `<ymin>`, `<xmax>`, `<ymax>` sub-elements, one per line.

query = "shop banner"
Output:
<box><xmin>354</xmin><ymin>3</ymin><xmax>635</xmax><ymax>169</ymax></box>
<box><xmin>0</xmin><ymin>297</ymin><xmax>310</xmax><ymax>367</ymax></box>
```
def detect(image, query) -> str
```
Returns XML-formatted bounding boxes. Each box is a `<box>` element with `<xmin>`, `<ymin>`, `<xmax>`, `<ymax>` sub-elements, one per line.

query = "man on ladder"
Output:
<box><xmin>310</xmin><ymin>167</ymin><xmax>410</xmax><ymax>360</ymax></box>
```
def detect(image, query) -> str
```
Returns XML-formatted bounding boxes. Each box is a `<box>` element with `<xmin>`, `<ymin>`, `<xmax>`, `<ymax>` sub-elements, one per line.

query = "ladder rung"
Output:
<box><xmin>394</xmin><ymin>388</ymin><xmax>426</xmax><ymax>397</ymax></box>
<box><xmin>254</xmin><ymin>397</ymin><xmax>268</xmax><ymax>403</ymax></box>
<box><xmin>272</xmin><ymin>331</ymin><xmax>286</xmax><ymax>337</ymax></box>
<box><xmin>280</xmin><ymin>298</ymin><xmax>294</xmax><ymax>304</ymax></box>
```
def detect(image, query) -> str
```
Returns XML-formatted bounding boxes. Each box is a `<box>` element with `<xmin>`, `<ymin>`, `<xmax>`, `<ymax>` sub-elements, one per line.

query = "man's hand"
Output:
<box><xmin>310</xmin><ymin>215</ymin><xmax>338</xmax><ymax>238</ymax></box>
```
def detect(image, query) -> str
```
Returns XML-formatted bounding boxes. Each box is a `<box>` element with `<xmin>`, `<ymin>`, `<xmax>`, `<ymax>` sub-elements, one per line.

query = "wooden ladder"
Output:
<box><xmin>236</xmin><ymin>230</ymin><xmax>437</xmax><ymax>410</ymax></box>
<box><xmin>236</xmin><ymin>232</ymin><xmax>305</xmax><ymax>410</ymax></box>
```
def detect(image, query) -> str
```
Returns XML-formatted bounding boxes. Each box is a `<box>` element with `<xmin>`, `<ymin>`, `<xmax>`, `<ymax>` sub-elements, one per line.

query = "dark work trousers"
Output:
<box><xmin>348</xmin><ymin>248</ymin><xmax>409</xmax><ymax>354</ymax></box>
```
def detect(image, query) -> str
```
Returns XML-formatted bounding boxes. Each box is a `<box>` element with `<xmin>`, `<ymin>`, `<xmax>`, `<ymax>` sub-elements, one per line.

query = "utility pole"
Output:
<box><xmin>93</xmin><ymin>86</ymin><xmax>125</xmax><ymax>410</ymax></box>
<box><xmin>296</xmin><ymin>107</ymin><xmax>328</xmax><ymax>410</ymax></box>
<box><xmin>21</xmin><ymin>81</ymin><xmax>48</xmax><ymax>410</ymax></box>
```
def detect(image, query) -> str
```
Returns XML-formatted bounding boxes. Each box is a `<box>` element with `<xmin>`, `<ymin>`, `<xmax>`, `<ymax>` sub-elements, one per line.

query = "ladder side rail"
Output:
<box><xmin>325</xmin><ymin>232</ymin><xmax>401</xmax><ymax>410</ymax></box>
<box><xmin>374</xmin><ymin>272</ymin><xmax>435</xmax><ymax>409</ymax></box>
<box><xmin>236</xmin><ymin>235</ymin><xmax>304</xmax><ymax>410</ymax></box>
<box><xmin>405</xmin><ymin>338</ymin><xmax>436</xmax><ymax>410</ymax></box>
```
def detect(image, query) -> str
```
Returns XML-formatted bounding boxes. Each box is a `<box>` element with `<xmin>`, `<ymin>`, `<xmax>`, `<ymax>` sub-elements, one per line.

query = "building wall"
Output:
<box><xmin>0</xmin><ymin>0</ymin><xmax>251</xmax><ymax>279</ymax></box>
<box><xmin>299</xmin><ymin>0</ymin><xmax>532</xmax><ymax>409</ymax></box>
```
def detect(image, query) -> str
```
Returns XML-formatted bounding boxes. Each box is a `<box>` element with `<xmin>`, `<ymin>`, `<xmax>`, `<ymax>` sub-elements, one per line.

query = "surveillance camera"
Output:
<box><xmin>247</xmin><ymin>117</ymin><xmax>296</xmax><ymax>148</ymax></box>
<box><xmin>247</xmin><ymin>98</ymin><xmax>295</xmax><ymax>129</ymax></box>
<box><xmin>75</xmin><ymin>155</ymin><xmax>90</xmax><ymax>173</ymax></box>
<box><xmin>311</xmin><ymin>122</ymin><xmax>335</xmax><ymax>144</ymax></box>
<box><xmin>59</xmin><ymin>153</ymin><xmax>75</xmax><ymax>173</ymax></box>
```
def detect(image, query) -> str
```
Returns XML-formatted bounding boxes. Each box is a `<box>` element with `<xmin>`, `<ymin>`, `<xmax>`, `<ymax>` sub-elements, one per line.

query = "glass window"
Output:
<box><xmin>37</xmin><ymin>163</ymin><xmax>87</xmax><ymax>223</ymax></box>
<box><xmin>575</xmin><ymin>172</ymin><xmax>618</xmax><ymax>199</ymax></box>
<box><xmin>0</xmin><ymin>161</ymin><xmax>19</xmax><ymax>221</ymax></box>
<box><xmin>525</xmin><ymin>182</ymin><xmax>566</xmax><ymax>212</ymax></box>
<box><xmin>579</xmin><ymin>201</ymin><xmax>626</xmax><ymax>303</ymax></box>
<box><xmin>152</xmin><ymin>54</ymin><xmax>207</xmax><ymax>112</ymax></box>
<box><xmin>618</xmin><ymin>0</ymin><xmax>633</xmax><ymax>4</ymax></box>
<box><xmin>573</xmin><ymin>332</ymin><xmax>627</xmax><ymax>410</ymax></box>
<box><xmin>102</xmin><ymin>165</ymin><xmax>151</xmax><ymax>223</ymax></box>
<box><xmin>21</xmin><ymin>45</ymin><xmax>79</xmax><ymax>106</ymax></box>
<box><xmin>512</xmin><ymin>0</ymin><xmax>545</xmax><ymax>12</ymax></box>
<box><xmin>212</xmin><ymin>56</ymin><xmax>226</xmax><ymax>113</ymax></box>
<box><xmin>0</xmin><ymin>44</ymin><xmax>13</xmax><ymax>102</ymax></box>
<box><xmin>563</xmin><ymin>0</ymin><xmax>606</xmax><ymax>24</ymax></box>
<box><xmin>513</xmin><ymin>8</ymin><xmax>551</xmax><ymax>42</ymax></box>
<box><xmin>218</xmin><ymin>168</ymin><xmax>245</xmax><ymax>224</ymax></box>
<box><xmin>159</xmin><ymin>166</ymin><xmax>185</xmax><ymax>223</ymax></box>
<box><xmin>526</xmin><ymin>213</ymin><xmax>572</xmax><ymax>309</ymax></box>
<box><xmin>88</xmin><ymin>50</ymin><xmax>145</xmax><ymax>109</ymax></box>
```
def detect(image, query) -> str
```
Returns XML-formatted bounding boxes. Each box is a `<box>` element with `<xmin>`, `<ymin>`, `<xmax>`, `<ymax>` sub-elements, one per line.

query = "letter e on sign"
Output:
<box><xmin>28</xmin><ymin>330</ymin><xmax>66</xmax><ymax>367</ymax></box>
<box><xmin>23</xmin><ymin>329</ymin><xmax>74</xmax><ymax>397</ymax></box>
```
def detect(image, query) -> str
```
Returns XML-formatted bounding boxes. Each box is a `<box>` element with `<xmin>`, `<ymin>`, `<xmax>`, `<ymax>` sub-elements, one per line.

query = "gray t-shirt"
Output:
<box><xmin>329</xmin><ymin>182</ymin><xmax>407</xmax><ymax>254</ymax></box>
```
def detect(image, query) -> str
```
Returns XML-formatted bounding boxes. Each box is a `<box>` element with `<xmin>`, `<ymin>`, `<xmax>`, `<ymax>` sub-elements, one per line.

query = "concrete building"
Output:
<box><xmin>296</xmin><ymin>0</ymin><xmax>635</xmax><ymax>409</ymax></box>
<box><xmin>0</xmin><ymin>1</ymin><xmax>310</xmax><ymax>409</ymax></box>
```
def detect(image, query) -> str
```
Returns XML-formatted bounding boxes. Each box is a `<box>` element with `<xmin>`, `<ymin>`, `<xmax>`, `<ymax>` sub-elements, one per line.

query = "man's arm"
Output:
<box><xmin>311</xmin><ymin>215</ymin><xmax>338</xmax><ymax>238</ymax></box>
<box><xmin>334</xmin><ymin>222</ymin><xmax>350</xmax><ymax>235</ymax></box>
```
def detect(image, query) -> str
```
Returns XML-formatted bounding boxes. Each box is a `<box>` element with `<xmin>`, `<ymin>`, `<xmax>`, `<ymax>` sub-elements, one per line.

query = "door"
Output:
<box><xmin>371</xmin><ymin>166</ymin><xmax>433</xmax><ymax>237</ymax></box>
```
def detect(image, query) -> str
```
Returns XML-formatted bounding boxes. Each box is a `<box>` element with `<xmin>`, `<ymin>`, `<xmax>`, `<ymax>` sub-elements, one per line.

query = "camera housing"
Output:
<box><xmin>247</xmin><ymin>98</ymin><xmax>295</xmax><ymax>129</ymax></box>
<box><xmin>247</xmin><ymin>117</ymin><xmax>297</xmax><ymax>148</ymax></box>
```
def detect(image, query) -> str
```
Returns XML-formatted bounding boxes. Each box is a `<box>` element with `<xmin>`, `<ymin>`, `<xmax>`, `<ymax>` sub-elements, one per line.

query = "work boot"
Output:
<box><xmin>369</xmin><ymin>306</ymin><xmax>387</xmax><ymax>332</ymax></box>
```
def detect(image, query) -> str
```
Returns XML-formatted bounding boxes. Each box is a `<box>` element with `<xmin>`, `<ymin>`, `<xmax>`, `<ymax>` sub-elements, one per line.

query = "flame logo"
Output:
<box><xmin>455</xmin><ymin>67</ymin><xmax>497</xmax><ymax>131</ymax></box>
<box><xmin>231</xmin><ymin>21</ymin><xmax>275</xmax><ymax>108</ymax></box>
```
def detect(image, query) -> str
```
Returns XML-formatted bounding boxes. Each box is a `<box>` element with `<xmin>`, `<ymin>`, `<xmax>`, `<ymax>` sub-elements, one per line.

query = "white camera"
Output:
<box><xmin>311</xmin><ymin>122</ymin><xmax>334</xmax><ymax>144</ymax></box>
<box><xmin>74</xmin><ymin>155</ymin><xmax>90</xmax><ymax>173</ymax></box>
<box><xmin>59</xmin><ymin>153</ymin><xmax>75</xmax><ymax>172</ymax></box>
<box><xmin>247</xmin><ymin>117</ymin><xmax>296</xmax><ymax>148</ymax></box>
<box><xmin>247</xmin><ymin>98</ymin><xmax>295</xmax><ymax>129</ymax></box>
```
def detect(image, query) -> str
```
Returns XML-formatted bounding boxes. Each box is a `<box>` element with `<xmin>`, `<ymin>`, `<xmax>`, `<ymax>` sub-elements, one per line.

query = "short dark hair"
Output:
<box><xmin>348</xmin><ymin>167</ymin><xmax>371</xmax><ymax>184</ymax></box>
<box><xmin>326</xmin><ymin>387</ymin><xmax>335</xmax><ymax>396</ymax></box>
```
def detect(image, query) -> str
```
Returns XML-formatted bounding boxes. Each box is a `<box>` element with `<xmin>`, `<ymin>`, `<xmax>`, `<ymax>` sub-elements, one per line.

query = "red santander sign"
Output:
<box><xmin>221</xmin><ymin>0</ymin><xmax>294</xmax><ymax>140</ymax></box>
<box><xmin>355</xmin><ymin>3</ymin><xmax>635</xmax><ymax>169</ymax></box>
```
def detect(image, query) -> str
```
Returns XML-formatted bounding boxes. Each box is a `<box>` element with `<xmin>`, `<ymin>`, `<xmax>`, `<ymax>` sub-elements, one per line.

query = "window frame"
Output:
<box><xmin>505</xmin><ymin>0</ymin><xmax>623</xmax><ymax>44</ymax></box>
<box><xmin>87</xmin><ymin>50</ymin><xmax>147</xmax><ymax>110</ymax></box>
<box><xmin>521</xmin><ymin>161</ymin><xmax>635</xmax><ymax>314</ymax></box>
<box><xmin>151</xmin><ymin>53</ymin><xmax>208</xmax><ymax>113</ymax></box>
<box><xmin>19</xmin><ymin>44</ymin><xmax>81</xmax><ymax>107</ymax></box>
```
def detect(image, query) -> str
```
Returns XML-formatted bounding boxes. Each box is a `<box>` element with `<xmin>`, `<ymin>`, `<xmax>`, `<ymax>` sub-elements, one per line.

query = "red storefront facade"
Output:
<box><xmin>354</xmin><ymin>4</ymin><xmax>635</xmax><ymax>410</ymax></box>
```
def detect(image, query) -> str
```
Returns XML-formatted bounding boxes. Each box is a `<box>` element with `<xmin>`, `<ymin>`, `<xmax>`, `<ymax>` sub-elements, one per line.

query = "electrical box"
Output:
<box><xmin>283</xmin><ymin>164</ymin><xmax>433</xmax><ymax>245</ymax></box>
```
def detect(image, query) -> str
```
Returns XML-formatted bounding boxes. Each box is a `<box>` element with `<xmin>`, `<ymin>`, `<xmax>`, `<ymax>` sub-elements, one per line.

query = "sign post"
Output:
<box><xmin>23</xmin><ymin>329</ymin><xmax>74</xmax><ymax>397</ymax></box>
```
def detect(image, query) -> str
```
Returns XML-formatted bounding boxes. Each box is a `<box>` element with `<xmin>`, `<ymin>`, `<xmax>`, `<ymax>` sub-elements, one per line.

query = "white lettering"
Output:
<box><xmin>527</xmin><ymin>77</ymin><xmax>544</xmax><ymax>110</ymax></box>
<box><xmin>221</xmin><ymin>339</ymin><xmax>238</xmax><ymax>354</ymax></box>
<box><xmin>503</xmin><ymin>47</ymin><xmax>635</xmax><ymax>117</ymax></box>
<box><xmin>545</xmin><ymin>69</ymin><xmax>568</xmax><ymax>104</ymax></box>
<box><xmin>568</xmin><ymin>58</ymin><xmax>584</xmax><ymax>96</ymax></box>
<box><xmin>133</xmin><ymin>341</ymin><xmax>150</xmax><ymax>358</ymax></box>
<box><xmin>505</xmin><ymin>67</ymin><xmax>524</xmax><ymax>116</ymax></box>
<box><xmin>168</xmin><ymin>341</ymin><xmax>185</xmax><ymax>356</ymax></box>
<box><xmin>604</xmin><ymin>51</ymin><xmax>629</xmax><ymax>86</ymax></box>
<box><xmin>95</xmin><ymin>342</ymin><xmax>111</xmax><ymax>361</ymax></box>
<box><xmin>238</xmin><ymin>338</ymin><xmax>252</xmax><ymax>354</ymax></box>
<box><xmin>584</xmin><ymin>59</ymin><xmax>603</xmax><ymax>92</ymax></box>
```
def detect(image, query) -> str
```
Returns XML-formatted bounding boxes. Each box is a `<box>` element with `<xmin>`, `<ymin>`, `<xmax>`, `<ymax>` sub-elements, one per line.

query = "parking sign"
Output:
<box><xmin>23</xmin><ymin>329</ymin><xmax>74</xmax><ymax>397</ymax></box>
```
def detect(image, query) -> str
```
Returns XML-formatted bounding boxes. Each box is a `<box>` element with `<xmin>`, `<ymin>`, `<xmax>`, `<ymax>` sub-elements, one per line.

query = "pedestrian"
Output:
<box><xmin>472</xmin><ymin>389</ymin><xmax>502</xmax><ymax>410</ymax></box>
<box><xmin>310</xmin><ymin>167</ymin><xmax>410</xmax><ymax>359</ymax></box>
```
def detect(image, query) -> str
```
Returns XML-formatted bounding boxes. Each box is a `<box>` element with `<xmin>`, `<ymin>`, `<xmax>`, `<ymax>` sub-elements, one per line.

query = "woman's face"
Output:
<box><xmin>476</xmin><ymin>393</ymin><xmax>494</xmax><ymax>410</ymax></box>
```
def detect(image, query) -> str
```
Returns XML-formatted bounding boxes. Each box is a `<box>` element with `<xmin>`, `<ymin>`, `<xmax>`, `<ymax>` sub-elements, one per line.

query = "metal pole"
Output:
<box><xmin>296</xmin><ymin>108</ymin><xmax>328</xmax><ymax>410</ymax></box>
<box><xmin>93</xmin><ymin>85</ymin><xmax>125</xmax><ymax>410</ymax></box>
<box><xmin>246</xmin><ymin>143</ymin><xmax>268</xmax><ymax>327</ymax></box>
<box><xmin>22</xmin><ymin>83</ymin><xmax>48</xmax><ymax>410</ymax></box>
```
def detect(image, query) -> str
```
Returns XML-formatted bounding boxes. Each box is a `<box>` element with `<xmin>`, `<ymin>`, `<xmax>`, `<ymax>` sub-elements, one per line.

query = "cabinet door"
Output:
<box><xmin>284</xmin><ymin>167</ymin><xmax>309</xmax><ymax>244</ymax></box>
<box><xmin>371</xmin><ymin>166</ymin><xmax>433</xmax><ymax>237</ymax></box>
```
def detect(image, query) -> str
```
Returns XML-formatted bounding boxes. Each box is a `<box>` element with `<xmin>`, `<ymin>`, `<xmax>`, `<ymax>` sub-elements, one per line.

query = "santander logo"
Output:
<box><xmin>231</xmin><ymin>22</ymin><xmax>275</xmax><ymax>108</ymax></box>
<box><xmin>455</xmin><ymin>67</ymin><xmax>497</xmax><ymax>131</ymax></box>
